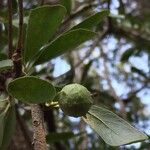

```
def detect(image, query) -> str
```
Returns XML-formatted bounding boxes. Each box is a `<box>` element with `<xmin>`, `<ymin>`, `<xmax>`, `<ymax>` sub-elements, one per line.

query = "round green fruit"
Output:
<box><xmin>58</xmin><ymin>84</ymin><xmax>93</xmax><ymax>117</ymax></box>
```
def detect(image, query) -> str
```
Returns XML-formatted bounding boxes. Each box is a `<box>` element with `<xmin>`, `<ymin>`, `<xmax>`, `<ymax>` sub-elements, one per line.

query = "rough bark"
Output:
<box><xmin>31</xmin><ymin>104</ymin><xmax>47</xmax><ymax>150</ymax></box>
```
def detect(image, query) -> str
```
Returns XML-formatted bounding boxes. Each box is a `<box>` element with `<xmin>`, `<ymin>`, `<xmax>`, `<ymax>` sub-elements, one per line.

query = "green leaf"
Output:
<box><xmin>0</xmin><ymin>59</ymin><xmax>13</xmax><ymax>71</ymax></box>
<box><xmin>0</xmin><ymin>103</ymin><xmax>10</xmax><ymax>147</ymax></box>
<box><xmin>109</xmin><ymin>14</ymin><xmax>125</xmax><ymax>19</ymax></box>
<box><xmin>46</xmin><ymin>132</ymin><xmax>83</xmax><ymax>143</ymax></box>
<box><xmin>71</xmin><ymin>10</ymin><xmax>109</xmax><ymax>31</ymax></box>
<box><xmin>83</xmin><ymin>105</ymin><xmax>148</xmax><ymax>146</ymax></box>
<box><xmin>60</xmin><ymin>0</ymin><xmax>72</xmax><ymax>14</ymax></box>
<box><xmin>131</xmin><ymin>66</ymin><xmax>147</xmax><ymax>78</ymax></box>
<box><xmin>0</xmin><ymin>53</ymin><xmax>7</xmax><ymax>61</ymax></box>
<box><xmin>36</xmin><ymin>29</ymin><xmax>96</xmax><ymax>64</ymax></box>
<box><xmin>0</xmin><ymin>100</ymin><xmax>8</xmax><ymax>113</ymax></box>
<box><xmin>24</xmin><ymin>5</ymin><xmax>66</xmax><ymax>63</ymax></box>
<box><xmin>0</xmin><ymin>106</ymin><xmax>16</xmax><ymax>150</ymax></box>
<box><xmin>120</xmin><ymin>48</ymin><xmax>135</xmax><ymax>62</ymax></box>
<box><xmin>7</xmin><ymin>76</ymin><xmax>56</xmax><ymax>104</ymax></box>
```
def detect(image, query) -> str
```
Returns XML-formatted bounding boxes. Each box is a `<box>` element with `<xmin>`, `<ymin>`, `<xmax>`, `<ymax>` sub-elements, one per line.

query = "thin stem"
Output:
<box><xmin>31</xmin><ymin>104</ymin><xmax>47</xmax><ymax>150</ymax></box>
<box><xmin>16</xmin><ymin>0</ymin><xmax>23</xmax><ymax>53</ymax></box>
<box><xmin>13</xmin><ymin>0</ymin><xmax>23</xmax><ymax>78</ymax></box>
<box><xmin>8</xmin><ymin>0</ymin><xmax>13</xmax><ymax>58</ymax></box>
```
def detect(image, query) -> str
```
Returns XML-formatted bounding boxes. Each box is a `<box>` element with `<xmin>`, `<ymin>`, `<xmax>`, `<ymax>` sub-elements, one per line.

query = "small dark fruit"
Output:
<box><xmin>58</xmin><ymin>84</ymin><xmax>92</xmax><ymax>117</ymax></box>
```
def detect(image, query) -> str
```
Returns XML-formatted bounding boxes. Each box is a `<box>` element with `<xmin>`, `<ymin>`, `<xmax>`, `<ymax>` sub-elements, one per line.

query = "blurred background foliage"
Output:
<box><xmin>0</xmin><ymin>0</ymin><xmax>150</xmax><ymax>149</ymax></box>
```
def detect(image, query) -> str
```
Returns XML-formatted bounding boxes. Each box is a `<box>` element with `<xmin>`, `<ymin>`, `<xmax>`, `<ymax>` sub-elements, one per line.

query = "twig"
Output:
<box><xmin>16</xmin><ymin>0</ymin><xmax>23</xmax><ymax>52</ymax></box>
<box><xmin>8</xmin><ymin>0</ymin><xmax>13</xmax><ymax>58</ymax></box>
<box><xmin>31</xmin><ymin>104</ymin><xmax>47</xmax><ymax>150</ymax></box>
<box><xmin>13</xmin><ymin>0</ymin><xmax>23</xmax><ymax>78</ymax></box>
<box><xmin>112</xmin><ymin>26</ymin><xmax>150</xmax><ymax>45</ymax></box>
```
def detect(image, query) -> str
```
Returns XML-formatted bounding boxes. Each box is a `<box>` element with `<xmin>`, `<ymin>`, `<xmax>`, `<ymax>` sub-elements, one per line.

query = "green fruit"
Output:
<box><xmin>58</xmin><ymin>84</ymin><xmax>93</xmax><ymax>117</ymax></box>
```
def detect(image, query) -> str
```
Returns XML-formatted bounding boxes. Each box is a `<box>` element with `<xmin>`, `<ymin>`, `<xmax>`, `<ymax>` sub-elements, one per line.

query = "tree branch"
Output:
<box><xmin>16</xmin><ymin>0</ymin><xmax>23</xmax><ymax>53</ymax></box>
<box><xmin>13</xmin><ymin>0</ymin><xmax>23</xmax><ymax>78</ymax></box>
<box><xmin>31</xmin><ymin>104</ymin><xmax>47</xmax><ymax>150</ymax></box>
<box><xmin>8</xmin><ymin>0</ymin><xmax>13</xmax><ymax>58</ymax></box>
